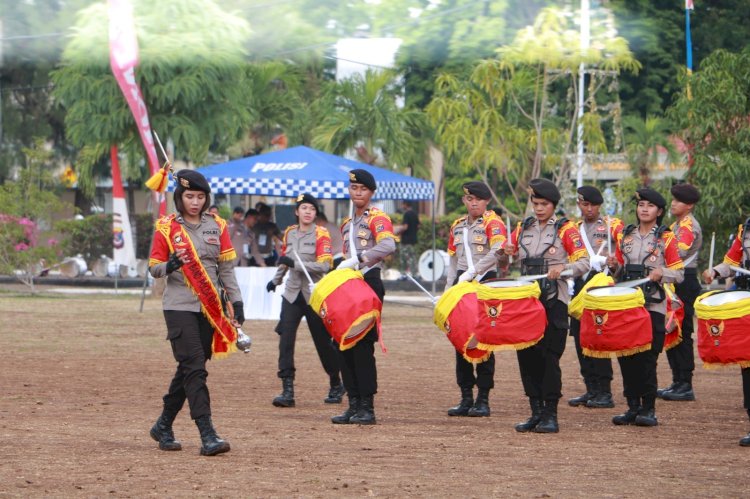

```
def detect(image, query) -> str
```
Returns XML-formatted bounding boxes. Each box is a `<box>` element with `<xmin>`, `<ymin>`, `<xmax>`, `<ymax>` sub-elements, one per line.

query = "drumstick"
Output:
<box><xmin>292</xmin><ymin>250</ymin><xmax>315</xmax><ymax>291</ymax></box>
<box><xmin>606</xmin><ymin>216</ymin><xmax>612</xmax><ymax>256</ymax></box>
<box><xmin>462</xmin><ymin>227</ymin><xmax>476</xmax><ymax>276</ymax></box>
<box><xmin>506</xmin><ymin>216</ymin><xmax>513</xmax><ymax>265</ymax></box>
<box><xmin>405</xmin><ymin>273</ymin><xmax>437</xmax><ymax>304</ymax></box>
<box><xmin>708</xmin><ymin>232</ymin><xmax>716</xmax><ymax>274</ymax></box>
<box><xmin>614</xmin><ymin>277</ymin><xmax>651</xmax><ymax>288</ymax></box>
<box><xmin>729</xmin><ymin>265</ymin><xmax>750</xmax><ymax>276</ymax></box>
<box><xmin>518</xmin><ymin>269</ymin><xmax>573</xmax><ymax>282</ymax></box>
<box><xmin>348</xmin><ymin>201</ymin><xmax>356</xmax><ymax>258</ymax></box>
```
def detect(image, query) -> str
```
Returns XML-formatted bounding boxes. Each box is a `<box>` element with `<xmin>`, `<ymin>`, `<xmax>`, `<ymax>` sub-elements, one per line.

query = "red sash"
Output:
<box><xmin>168</xmin><ymin>219</ymin><xmax>237</xmax><ymax>358</ymax></box>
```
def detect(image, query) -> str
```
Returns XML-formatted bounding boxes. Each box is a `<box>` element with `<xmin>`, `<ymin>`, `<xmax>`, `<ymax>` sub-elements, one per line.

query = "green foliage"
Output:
<box><xmin>50</xmin><ymin>0</ymin><xmax>253</xmax><ymax>197</ymax></box>
<box><xmin>622</xmin><ymin>114</ymin><xmax>679</xmax><ymax>186</ymax></box>
<box><xmin>57</xmin><ymin>213</ymin><xmax>154</xmax><ymax>264</ymax></box>
<box><xmin>668</xmin><ymin>47</ymin><xmax>750</xmax><ymax>243</ymax></box>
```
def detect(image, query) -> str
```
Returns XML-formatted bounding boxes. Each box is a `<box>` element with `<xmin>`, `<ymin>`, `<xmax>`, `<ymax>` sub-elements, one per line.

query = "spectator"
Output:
<box><xmin>253</xmin><ymin>202</ymin><xmax>282</xmax><ymax>266</ymax></box>
<box><xmin>395</xmin><ymin>201</ymin><xmax>420</xmax><ymax>277</ymax></box>
<box><xmin>242</xmin><ymin>208</ymin><xmax>265</xmax><ymax>267</ymax></box>
<box><xmin>228</xmin><ymin>207</ymin><xmax>246</xmax><ymax>266</ymax></box>
<box><xmin>207</xmin><ymin>205</ymin><xmax>220</xmax><ymax>216</ymax></box>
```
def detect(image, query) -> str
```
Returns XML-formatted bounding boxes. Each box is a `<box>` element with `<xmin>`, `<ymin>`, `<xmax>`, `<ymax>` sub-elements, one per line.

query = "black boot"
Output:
<box><xmin>349</xmin><ymin>395</ymin><xmax>376</xmax><ymax>425</ymax></box>
<box><xmin>661</xmin><ymin>381</ymin><xmax>695</xmax><ymax>401</ymax></box>
<box><xmin>331</xmin><ymin>395</ymin><xmax>360</xmax><ymax>424</ymax></box>
<box><xmin>324</xmin><ymin>380</ymin><xmax>345</xmax><ymax>404</ymax></box>
<box><xmin>515</xmin><ymin>398</ymin><xmax>543</xmax><ymax>432</ymax></box>
<box><xmin>149</xmin><ymin>411</ymin><xmax>182</xmax><ymax>451</ymax></box>
<box><xmin>568</xmin><ymin>380</ymin><xmax>594</xmax><ymax>407</ymax></box>
<box><xmin>586</xmin><ymin>391</ymin><xmax>615</xmax><ymax>409</ymax></box>
<box><xmin>195</xmin><ymin>416</ymin><xmax>230</xmax><ymax>456</ymax></box>
<box><xmin>273</xmin><ymin>377</ymin><xmax>295</xmax><ymax>407</ymax></box>
<box><xmin>534</xmin><ymin>399</ymin><xmax>560</xmax><ymax>433</ymax></box>
<box><xmin>447</xmin><ymin>387</ymin><xmax>474</xmax><ymax>417</ymax></box>
<box><xmin>468</xmin><ymin>388</ymin><xmax>491</xmax><ymax>417</ymax></box>
<box><xmin>635</xmin><ymin>396</ymin><xmax>658</xmax><ymax>427</ymax></box>
<box><xmin>741</xmin><ymin>410</ymin><xmax>750</xmax><ymax>447</ymax></box>
<box><xmin>612</xmin><ymin>397</ymin><xmax>641</xmax><ymax>425</ymax></box>
<box><xmin>656</xmin><ymin>381</ymin><xmax>678</xmax><ymax>399</ymax></box>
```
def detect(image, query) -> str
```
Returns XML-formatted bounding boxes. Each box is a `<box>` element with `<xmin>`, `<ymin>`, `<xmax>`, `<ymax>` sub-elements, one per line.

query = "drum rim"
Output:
<box><xmin>586</xmin><ymin>285</ymin><xmax>637</xmax><ymax>296</ymax></box>
<box><xmin>481</xmin><ymin>278</ymin><xmax>532</xmax><ymax>288</ymax></box>
<box><xmin>700</xmin><ymin>289</ymin><xmax>750</xmax><ymax>306</ymax></box>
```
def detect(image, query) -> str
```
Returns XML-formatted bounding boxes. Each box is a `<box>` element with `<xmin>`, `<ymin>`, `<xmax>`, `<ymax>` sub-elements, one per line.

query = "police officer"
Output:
<box><xmin>266</xmin><ymin>193</ymin><xmax>343</xmax><ymax>408</ymax></box>
<box><xmin>331</xmin><ymin>169</ymin><xmax>396</xmax><ymax>425</ymax></box>
<box><xmin>503</xmin><ymin>178</ymin><xmax>590</xmax><ymax>433</ymax></box>
<box><xmin>444</xmin><ymin>181</ymin><xmax>507</xmax><ymax>418</ymax></box>
<box><xmin>703</xmin><ymin>217</ymin><xmax>750</xmax><ymax>446</ymax></box>
<box><xmin>567</xmin><ymin>186</ymin><xmax>622</xmax><ymax>409</ymax></box>
<box><xmin>658</xmin><ymin>183</ymin><xmax>702</xmax><ymax>401</ymax></box>
<box><xmin>608</xmin><ymin>188</ymin><xmax>684</xmax><ymax>427</ymax></box>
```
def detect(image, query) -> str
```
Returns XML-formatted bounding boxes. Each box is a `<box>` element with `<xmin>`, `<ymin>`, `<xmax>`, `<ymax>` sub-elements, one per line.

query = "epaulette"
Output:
<box><xmin>623</xmin><ymin>224</ymin><xmax>637</xmax><ymax>237</ymax></box>
<box><xmin>207</xmin><ymin>212</ymin><xmax>227</xmax><ymax>231</ymax></box>
<box><xmin>656</xmin><ymin>224</ymin><xmax>670</xmax><ymax>240</ymax></box>
<box><xmin>554</xmin><ymin>217</ymin><xmax>570</xmax><ymax>233</ymax></box>
<box><xmin>315</xmin><ymin>225</ymin><xmax>330</xmax><ymax>239</ymax></box>
<box><xmin>340</xmin><ymin>217</ymin><xmax>352</xmax><ymax>232</ymax></box>
<box><xmin>284</xmin><ymin>224</ymin><xmax>298</xmax><ymax>240</ymax></box>
<box><xmin>450</xmin><ymin>216</ymin><xmax>467</xmax><ymax>230</ymax></box>
<box><xmin>522</xmin><ymin>216</ymin><xmax>536</xmax><ymax>229</ymax></box>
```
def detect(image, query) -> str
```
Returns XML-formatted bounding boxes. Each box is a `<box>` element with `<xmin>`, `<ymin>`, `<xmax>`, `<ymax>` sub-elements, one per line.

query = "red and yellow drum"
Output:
<box><xmin>664</xmin><ymin>283</ymin><xmax>684</xmax><ymax>351</ymax></box>
<box><xmin>310</xmin><ymin>268</ymin><xmax>382</xmax><ymax>351</ymax></box>
<box><xmin>695</xmin><ymin>290</ymin><xmax>750</xmax><ymax>368</ymax></box>
<box><xmin>568</xmin><ymin>272</ymin><xmax>615</xmax><ymax>320</ymax></box>
<box><xmin>473</xmin><ymin>280</ymin><xmax>546</xmax><ymax>352</ymax></box>
<box><xmin>580</xmin><ymin>286</ymin><xmax>652</xmax><ymax>358</ymax></box>
<box><xmin>433</xmin><ymin>282</ymin><xmax>489</xmax><ymax>362</ymax></box>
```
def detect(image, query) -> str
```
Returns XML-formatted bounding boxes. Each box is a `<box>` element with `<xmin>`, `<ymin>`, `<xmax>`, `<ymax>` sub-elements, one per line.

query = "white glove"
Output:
<box><xmin>336</xmin><ymin>256</ymin><xmax>359</xmax><ymax>270</ymax></box>
<box><xmin>590</xmin><ymin>255</ymin><xmax>607</xmax><ymax>272</ymax></box>
<box><xmin>308</xmin><ymin>283</ymin><xmax>316</xmax><ymax>295</ymax></box>
<box><xmin>458</xmin><ymin>270</ymin><xmax>476</xmax><ymax>283</ymax></box>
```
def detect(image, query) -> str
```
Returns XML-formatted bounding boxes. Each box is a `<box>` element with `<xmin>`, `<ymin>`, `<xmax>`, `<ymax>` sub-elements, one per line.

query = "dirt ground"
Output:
<box><xmin>1</xmin><ymin>287</ymin><xmax>750</xmax><ymax>498</ymax></box>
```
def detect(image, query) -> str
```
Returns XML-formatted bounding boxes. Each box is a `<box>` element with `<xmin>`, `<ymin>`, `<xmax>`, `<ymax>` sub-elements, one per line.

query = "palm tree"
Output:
<box><xmin>310</xmin><ymin>70</ymin><xmax>430</xmax><ymax>176</ymax></box>
<box><xmin>623</xmin><ymin>115</ymin><xmax>681</xmax><ymax>187</ymax></box>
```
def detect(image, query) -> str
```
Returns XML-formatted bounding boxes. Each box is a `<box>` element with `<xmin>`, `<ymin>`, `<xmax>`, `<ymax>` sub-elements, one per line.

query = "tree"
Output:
<box><xmin>0</xmin><ymin>139</ymin><xmax>70</xmax><ymax>293</ymax></box>
<box><xmin>622</xmin><ymin>114</ymin><xmax>679</xmax><ymax>187</ymax></box>
<box><xmin>669</xmin><ymin>47</ymin><xmax>750</xmax><ymax>241</ymax></box>
<box><xmin>310</xmin><ymin>69</ymin><xmax>429</xmax><ymax>176</ymax></box>
<box><xmin>50</xmin><ymin>0</ymin><xmax>253</xmax><ymax>197</ymax></box>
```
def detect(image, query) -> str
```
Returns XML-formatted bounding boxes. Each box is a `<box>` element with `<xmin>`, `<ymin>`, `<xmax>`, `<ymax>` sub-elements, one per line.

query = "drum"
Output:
<box><xmin>473</xmin><ymin>280</ymin><xmax>546</xmax><ymax>352</ymax></box>
<box><xmin>59</xmin><ymin>257</ymin><xmax>88</xmax><ymax>278</ymax></box>
<box><xmin>580</xmin><ymin>285</ymin><xmax>652</xmax><ymax>358</ymax></box>
<box><xmin>418</xmin><ymin>250</ymin><xmax>449</xmax><ymax>282</ymax></box>
<box><xmin>433</xmin><ymin>281</ymin><xmax>489</xmax><ymax>362</ymax></box>
<box><xmin>568</xmin><ymin>272</ymin><xmax>615</xmax><ymax>320</ymax></box>
<box><xmin>664</xmin><ymin>283</ymin><xmax>684</xmax><ymax>351</ymax></box>
<box><xmin>310</xmin><ymin>268</ymin><xmax>383</xmax><ymax>351</ymax></box>
<box><xmin>695</xmin><ymin>290</ymin><xmax>750</xmax><ymax>368</ymax></box>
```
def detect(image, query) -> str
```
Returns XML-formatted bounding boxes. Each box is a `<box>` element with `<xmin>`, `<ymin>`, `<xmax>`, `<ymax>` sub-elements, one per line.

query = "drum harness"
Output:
<box><xmin>620</xmin><ymin>224</ymin><xmax>668</xmax><ymax>304</ymax></box>
<box><xmin>732</xmin><ymin>217</ymin><xmax>750</xmax><ymax>290</ymax></box>
<box><xmin>518</xmin><ymin>216</ymin><xmax>568</xmax><ymax>305</ymax></box>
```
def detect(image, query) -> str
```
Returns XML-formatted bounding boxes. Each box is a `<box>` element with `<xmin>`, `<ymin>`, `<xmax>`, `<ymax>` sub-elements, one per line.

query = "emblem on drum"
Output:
<box><xmin>594</xmin><ymin>312</ymin><xmax>609</xmax><ymax>335</ymax></box>
<box><xmin>708</xmin><ymin>321</ymin><xmax>724</xmax><ymax>346</ymax></box>
<box><xmin>320</xmin><ymin>304</ymin><xmax>327</xmax><ymax>319</ymax></box>
<box><xmin>445</xmin><ymin>320</ymin><xmax>451</xmax><ymax>333</ymax></box>
<box><xmin>484</xmin><ymin>302</ymin><xmax>502</xmax><ymax>326</ymax></box>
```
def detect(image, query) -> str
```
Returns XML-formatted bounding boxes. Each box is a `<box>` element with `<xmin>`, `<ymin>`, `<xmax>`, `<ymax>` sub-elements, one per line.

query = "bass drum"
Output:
<box><xmin>418</xmin><ymin>249</ymin><xmax>449</xmax><ymax>282</ymax></box>
<box><xmin>59</xmin><ymin>257</ymin><xmax>88</xmax><ymax>278</ymax></box>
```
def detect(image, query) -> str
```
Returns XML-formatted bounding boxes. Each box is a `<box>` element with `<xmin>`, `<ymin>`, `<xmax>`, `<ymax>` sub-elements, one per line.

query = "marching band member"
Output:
<box><xmin>265</xmin><ymin>193</ymin><xmax>342</xmax><ymax>408</ymax></box>
<box><xmin>568</xmin><ymin>186</ymin><xmax>622</xmax><ymax>410</ymax></box>
<box><xmin>148</xmin><ymin>169</ymin><xmax>243</xmax><ymax>456</ymax></box>
<box><xmin>331</xmin><ymin>169</ymin><xmax>396</xmax><ymax>425</ymax></box>
<box><xmin>659</xmin><ymin>183</ymin><xmax>703</xmax><ymax>401</ymax></box>
<box><xmin>703</xmin><ymin>216</ymin><xmax>750</xmax><ymax>446</ymax></box>
<box><xmin>503</xmin><ymin>178</ymin><xmax>590</xmax><ymax>433</ymax></box>
<box><xmin>443</xmin><ymin>181</ymin><xmax>507</xmax><ymax>418</ymax></box>
<box><xmin>608</xmin><ymin>188</ymin><xmax>684</xmax><ymax>427</ymax></box>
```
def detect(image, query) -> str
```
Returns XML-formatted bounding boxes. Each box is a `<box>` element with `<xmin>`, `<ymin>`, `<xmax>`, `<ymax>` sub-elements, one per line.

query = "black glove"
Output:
<box><xmin>266</xmin><ymin>280</ymin><xmax>277</xmax><ymax>292</ymax></box>
<box><xmin>232</xmin><ymin>301</ymin><xmax>244</xmax><ymax>325</ymax></box>
<box><xmin>333</xmin><ymin>256</ymin><xmax>344</xmax><ymax>268</ymax></box>
<box><xmin>277</xmin><ymin>255</ymin><xmax>295</xmax><ymax>268</ymax></box>
<box><xmin>165</xmin><ymin>253</ymin><xmax>183</xmax><ymax>274</ymax></box>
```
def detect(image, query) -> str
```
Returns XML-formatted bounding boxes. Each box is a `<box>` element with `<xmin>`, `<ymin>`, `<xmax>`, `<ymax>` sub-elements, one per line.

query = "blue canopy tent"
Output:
<box><xmin>187</xmin><ymin>146</ymin><xmax>434</xmax><ymax>201</ymax></box>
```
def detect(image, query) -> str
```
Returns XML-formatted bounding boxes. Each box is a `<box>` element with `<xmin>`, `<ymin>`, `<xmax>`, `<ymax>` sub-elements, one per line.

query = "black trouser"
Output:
<box><xmin>453</xmin><ymin>270</ymin><xmax>497</xmax><ymax>391</ymax></box>
<box><xmin>516</xmin><ymin>299</ymin><xmax>568</xmax><ymax>401</ymax></box>
<box><xmin>617</xmin><ymin>311</ymin><xmax>666</xmax><ymax>405</ymax></box>
<box><xmin>162</xmin><ymin>310</ymin><xmax>214</xmax><ymax>420</ymax></box>
<box><xmin>337</xmin><ymin>269</ymin><xmax>384</xmax><ymax>398</ymax></box>
<box><xmin>275</xmin><ymin>292</ymin><xmax>341</xmax><ymax>381</ymax></box>
<box><xmin>666</xmin><ymin>270</ymin><xmax>701</xmax><ymax>384</ymax></box>
<box><xmin>570</xmin><ymin>317</ymin><xmax>614</xmax><ymax>392</ymax></box>
<box><xmin>743</xmin><ymin>368</ymin><xmax>750</xmax><ymax>410</ymax></box>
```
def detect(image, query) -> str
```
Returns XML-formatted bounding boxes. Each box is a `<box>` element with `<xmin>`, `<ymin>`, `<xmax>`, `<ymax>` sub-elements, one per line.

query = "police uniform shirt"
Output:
<box><xmin>149</xmin><ymin>213</ymin><xmax>242</xmax><ymax>312</ymax></box>
<box><xmin>714</xmin><ymin>221</ymin><xmax>750</xmax><ymax>278</ymax></box>
<box><xmin>509</xmin><ymin>217</ymin><xmax>590</xmax><ymax>304</ymax></box>
<box><xmin>445</xmin><ymin>211</ymin><xmax>507</xmax><ymax>288</ymax></box>
<box><xmin>670</xmin><ymin>213</ymin><xmax>702</xmax><ymax>269</ymax></box>
<box><xmin>578</xmin><ymin>217</ymin><xmax>624</xmax><ymax>257</ymax></box>
<box><xmin>341</xmin><ymin>206</ymin><xmax>397</xmax><ymax>269</ymax></box>
<box><xmin>228</xmin><ymin>220</ymin><xmax>246</xmax><ymax>265</ymax></box>
<box><xmin>271</xmin><ymin>225</ymin><xmax>333</xmax><ymax>303</ymax></box>
<box><xmin>614</xmin><ymin>226</ymin><xmax>684</xmax><ymax>315</ymax></box>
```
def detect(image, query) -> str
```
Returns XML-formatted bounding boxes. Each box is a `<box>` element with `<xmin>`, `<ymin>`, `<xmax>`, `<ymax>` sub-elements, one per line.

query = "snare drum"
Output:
<box><xmin>433</xmin><ymin>282</ymin><xmax>490</xmax><ymax>362</ymax></box>
<box><xmin>568</xmin><ymin>272</ymin><xmax>615</xmax><ymax>320</ymax></box>
<box><xmin>580</xmin><ymin>286</ymin><xmax>652</xmax><ymax>358</ymax></box>
<box><xmin>664</xmin><ymin>283</ymin><xmax>684</xmax><ymax>351</ymax></box>
<box><xmin>695</xmin><ymin>290</ymin><xmax>750</xmax><ymax>367</ymax></box>
<box><xmin>310</xmin><ymin>268</ymin><xmax>383</xmax><ymax>351</ymax></box>
<box><xmin>472</xmin><ymin>280</ymin><xmax>546</xmax><ymax>352</ymax></box>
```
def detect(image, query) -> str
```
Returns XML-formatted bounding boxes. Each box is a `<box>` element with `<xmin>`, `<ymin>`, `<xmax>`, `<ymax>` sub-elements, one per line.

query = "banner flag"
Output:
<box><xmin>111</xmin><ymin>146</ymin><xmax>138</xmax><ymax>274</ymax></box>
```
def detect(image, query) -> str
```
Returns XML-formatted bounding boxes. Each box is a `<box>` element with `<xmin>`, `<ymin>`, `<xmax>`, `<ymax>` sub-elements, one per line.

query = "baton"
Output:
<box><xmin>405</xmin><ymin>273</ymin><xmax>437</xmax><ymax>304</ymax></box>
<box><xmin>708</xmin><ymin>232</ymin><xmax>716</xmax><ymax>273</ymax></box>
<box><xmin>153</xmin><ymin>131</ymin><xmax>171</xmax><ymax>165</ymax></box>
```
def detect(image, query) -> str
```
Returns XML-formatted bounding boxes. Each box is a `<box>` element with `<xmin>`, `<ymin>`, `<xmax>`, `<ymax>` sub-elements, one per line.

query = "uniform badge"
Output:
<box><xmin>549</xmin><ymin>247</ymin><xmax>557</xmax><ymax>255</ymax></box>
<box><xmin>179</xmin><ymin>177</ymin><xmax>190</xmax><ymax>188</ymax></box>
<box><xmin>474</xmin><ymin>235</ymin><xmax>484</xmax><ymax>243</ymax></box>
<box><xmin>358</xmin><ymin>230</ymin><xmax>368</xmax><ymax>237</ymax></box>
<box><xmin>623</xmin><ymin>237</ymin><xmax>633</xmax><ymax>245</ymax></box>
<box><xmin>574</xmin><ymin>239</ymin><xmax>582</xmax><ymax>248</ymax></box>
<box><xmin>477</xmin><ymin>245</ymin><xmax>484</xmax><ymax>252</ymax></box>
<box><xmin>492</xmin><ymin>227</ymin><xmax>501</xmax><ymax>235</ymax></box>
<box><xmin>174</xmin><ymin>235</ymin><xmax>183</xmax><ymax>244</ymax></box>
<box><xmin>375</xmin><ymin>223</ymin><xmax>384</xmax><ymax>233</ymax></box>
<box><xmin>360</xmin><ymin>239</ymin><xmax>368</xmax><ymax>247</ymax></box>
<box><xmin>597</xmin><ymin>226</ymin><xmax>605</xmax><ymax>232</ymax></box>
<box><xmin>349</xmin><ymin>172</ymin><xmax>357</xmax><ymax>182</ymax></box>
<box><xmin>649</xmin><ymin>255</ymin><xmax>657</xmax><ymax>262</ymax></box>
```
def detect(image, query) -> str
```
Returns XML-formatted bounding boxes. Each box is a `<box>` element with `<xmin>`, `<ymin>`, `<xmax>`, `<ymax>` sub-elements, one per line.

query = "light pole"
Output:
<box><xmin>576</xmin><ymin>0</ymin><xmax>590</xmax><ymax>188</ymax></box>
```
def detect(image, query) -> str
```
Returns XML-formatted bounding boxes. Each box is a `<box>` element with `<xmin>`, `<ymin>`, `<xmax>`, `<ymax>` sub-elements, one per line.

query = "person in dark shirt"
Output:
<box><xmin>396</xmin><ymin>201</ymin><xmax>420</xmax><ymax>277</ymax></box>
<box><xmin>253</xmin><ymin>202</ymin><xmax>282</xmax><ymax>266</ymax></box>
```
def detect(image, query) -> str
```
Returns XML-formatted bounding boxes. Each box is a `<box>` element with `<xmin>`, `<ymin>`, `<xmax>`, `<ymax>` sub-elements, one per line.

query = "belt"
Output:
<box><xmin>684</xmin><ymin>268</ymin><xmax>697</xmax><ymax>276</ymax></box>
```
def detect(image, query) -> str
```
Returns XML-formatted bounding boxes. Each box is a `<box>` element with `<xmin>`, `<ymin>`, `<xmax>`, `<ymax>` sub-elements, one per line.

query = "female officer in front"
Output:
<box><xmin>148</xmin><ymin>169</ymin><xmax>244</xmax><ymax>456</ymax></box>
<box><xmin>607</xmin><ymin>188</ymin><xmax>684</xmax><ymax>427</ymax></box>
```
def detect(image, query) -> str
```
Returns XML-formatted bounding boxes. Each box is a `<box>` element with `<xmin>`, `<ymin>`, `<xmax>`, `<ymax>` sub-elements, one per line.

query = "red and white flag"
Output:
<box><xmin>108</xmin><ymin>0</ymin><xmax>166</xmax><ymax>215</ymax></box>
<box><xmin>111</xmin><ymin>146</ymin><xmax>138</xmax><ymax>274</ymax></box>
<box><xmin>685</xmin><ymin>0</ymin><xmax>694</xmax><ymax>9</ymax></box>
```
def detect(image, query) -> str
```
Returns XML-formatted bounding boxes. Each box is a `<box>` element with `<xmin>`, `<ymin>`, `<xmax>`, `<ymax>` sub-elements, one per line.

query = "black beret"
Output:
<box><xmin>244</xmin><ymin>208</ymin><xmax>259</xmax><ymax>218</ymax></box>
<box><xmin>577</xmin><ymin>185</ymin><xmax>604</xmax><ymax>205</ymax></box>
<box><xmin>528</xmin><ymin>178</ymin><xmax>561</xmax><ymax>204</ymax></box>
<box><xmin>174</xmin><ymin>169</ymin><xmax>210</xmax><ymax>193</ymax></box>
<box><xmin>671</xmin><ymin>183</ymin><xmax>700</xmax><ymax>204</ymax></box>
<box><xmin>295</xmin><ymin>192</ymin><xmax>319</xmax><ymax>212</ymax></box>
<box><xmin>349</xmin><ymin>169</ymin><xmax>376</xmax><ymax>191</ymax></box>
<box><xmin>462</xmin><ymin>181</ymin><xmax>492</xmax><ymax>200</ymax></box>
<box><xmin>635</xmin><ymin>188</ymin><xmax>666</xmax><ymax>209</ymax></box>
